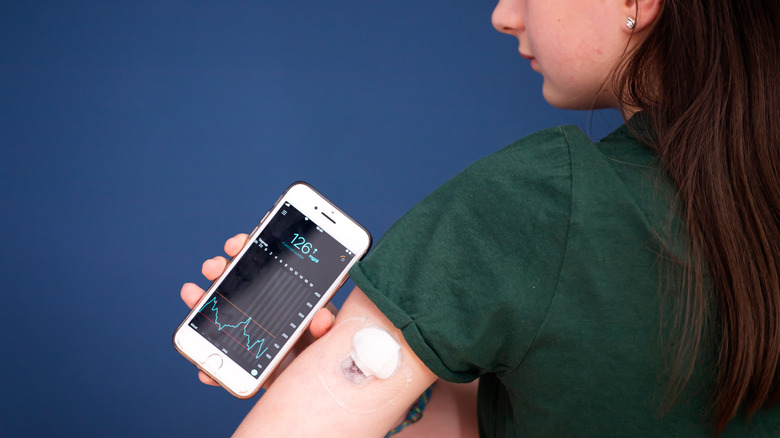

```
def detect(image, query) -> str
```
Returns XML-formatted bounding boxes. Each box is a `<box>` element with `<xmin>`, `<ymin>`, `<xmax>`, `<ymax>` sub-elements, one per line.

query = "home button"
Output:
<box><xmin>205</xmin><ymin>354</ymin><xmax>223</xmax><ymax>372</ymax></box>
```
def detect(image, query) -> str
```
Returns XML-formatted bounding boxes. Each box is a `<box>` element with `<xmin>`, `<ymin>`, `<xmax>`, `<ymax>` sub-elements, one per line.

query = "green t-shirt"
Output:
<box><xmin>350</xmin><ymin>119</ymin><xmax>780</xmax><ymax>436</ymax></box>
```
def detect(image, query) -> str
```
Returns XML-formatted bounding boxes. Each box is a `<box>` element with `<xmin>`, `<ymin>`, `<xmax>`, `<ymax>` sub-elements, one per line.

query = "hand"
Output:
<box><xmin>180</xmin><ymin>233</ymin><xmax>337</xmax><ymax>387</ymax></box>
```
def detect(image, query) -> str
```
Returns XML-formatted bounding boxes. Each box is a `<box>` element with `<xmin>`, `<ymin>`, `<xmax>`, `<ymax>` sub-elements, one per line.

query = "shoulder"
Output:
<box><xmin>352</xmin><ymin>126</ymin><xmax>590</xmax><ymax>377</ymax></box>
<box><xmin>423</xmin><ymin>125</ymin><xmax>585</xmax><ymax>214</ymax></box>
<box><xmin>463</xmin><ymin>125</ymin><xmax>582</xmax><ymax>179</ymax></box>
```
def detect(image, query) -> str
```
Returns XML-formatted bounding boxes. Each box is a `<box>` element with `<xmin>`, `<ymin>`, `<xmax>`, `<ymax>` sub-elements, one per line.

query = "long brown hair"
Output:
<box><xmin>615</xmin><ymin>0</ymin><xmax>780</xmax><ymax>432</ymax></box>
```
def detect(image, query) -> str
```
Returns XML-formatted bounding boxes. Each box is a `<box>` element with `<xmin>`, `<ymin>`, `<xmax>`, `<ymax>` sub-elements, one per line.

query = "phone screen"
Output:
<box><xmin>188</xmin><ymin>202</ymin><xmax>357</xmax><ymax>378</ymax></box>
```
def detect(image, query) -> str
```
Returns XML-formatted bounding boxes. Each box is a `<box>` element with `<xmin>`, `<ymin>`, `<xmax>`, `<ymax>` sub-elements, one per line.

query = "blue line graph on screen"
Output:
<box><xmin>199</xmin><ymin>296</ymin><xmax>269</xmax><ymax>359</ymax></box>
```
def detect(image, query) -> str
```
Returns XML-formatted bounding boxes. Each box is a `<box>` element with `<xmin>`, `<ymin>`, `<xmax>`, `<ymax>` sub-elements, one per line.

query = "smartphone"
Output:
<box><xmin>173</xmin><ymin>182</ymin><xmax>372</xmax><ymax>398</ymax></box>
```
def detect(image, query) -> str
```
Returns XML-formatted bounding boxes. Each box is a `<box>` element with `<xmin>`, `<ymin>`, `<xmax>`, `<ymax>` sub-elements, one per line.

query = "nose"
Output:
<box><xmin>492</xmin><ymin>0</ymin><xmax>524</xmax><ymax>36</ymax></box>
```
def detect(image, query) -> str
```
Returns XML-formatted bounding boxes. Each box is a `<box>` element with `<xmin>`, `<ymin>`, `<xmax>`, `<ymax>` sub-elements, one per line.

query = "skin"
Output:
<box><xmin>492</xmin><ymin>0</ymin><xmax>660</xmax><ymax>110</ymax></box>
<box><xmin>181</xmin><ymin>0</ymin><xmax>662</xmax><ymax>435</ymax></box>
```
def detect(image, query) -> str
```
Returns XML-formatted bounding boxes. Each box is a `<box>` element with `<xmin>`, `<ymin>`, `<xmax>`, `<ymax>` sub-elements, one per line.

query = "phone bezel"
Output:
<box><xmin>173</xmin><ymin>182</ymin><xmax>371</xmax><ymax>398</ymax></box>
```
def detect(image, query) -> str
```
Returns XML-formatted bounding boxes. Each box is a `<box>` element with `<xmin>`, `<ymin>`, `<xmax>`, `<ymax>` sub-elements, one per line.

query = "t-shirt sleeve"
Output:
<box><xmin>350</xmin><ymin>127</ymin><xmax>575</xmax><ymax>383</ymax></box>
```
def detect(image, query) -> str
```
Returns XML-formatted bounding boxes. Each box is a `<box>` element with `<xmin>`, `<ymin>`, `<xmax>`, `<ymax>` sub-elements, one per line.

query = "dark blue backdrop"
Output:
<box><xmin>0</xmin><ymin>1</ymin><xmax>620</xmax><ymax>436</ymax></box>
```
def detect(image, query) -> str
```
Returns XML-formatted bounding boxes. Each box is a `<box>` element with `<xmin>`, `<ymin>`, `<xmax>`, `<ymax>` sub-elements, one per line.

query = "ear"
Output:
<box><xmin>622</xmin><ymin>0</ymin><xmax>663</xmax><ymax>33</ymax></box>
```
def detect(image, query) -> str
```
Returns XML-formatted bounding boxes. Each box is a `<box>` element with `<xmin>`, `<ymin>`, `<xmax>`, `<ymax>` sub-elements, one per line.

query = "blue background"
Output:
<box><xmin>1</xmin><ymin>1</ymin><xmax>620</xmax><ymax>436</ymax></box>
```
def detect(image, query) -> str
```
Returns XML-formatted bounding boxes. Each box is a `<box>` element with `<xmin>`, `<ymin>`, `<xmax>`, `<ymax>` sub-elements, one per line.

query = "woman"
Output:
<box><xmin>181</xmin><ymin>0</ymin><xmax>780</xmax><ymax>435</ymax></box>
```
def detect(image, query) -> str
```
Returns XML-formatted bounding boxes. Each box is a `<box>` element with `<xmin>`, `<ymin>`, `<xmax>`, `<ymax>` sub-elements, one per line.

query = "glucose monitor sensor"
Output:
<box><xmin>351</xmin><ymin>327</ymin><xmax>401</xmax><ymax>379</ymax></box>
<box><xmin>316</xmin><ymin>317</ymin><xmax>412</xmax><ymax>413</ymax></box>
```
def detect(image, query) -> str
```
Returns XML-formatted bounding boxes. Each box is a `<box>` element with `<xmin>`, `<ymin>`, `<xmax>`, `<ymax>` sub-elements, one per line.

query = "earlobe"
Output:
<box><xmin>623</xmin><ymin>0</ymin><xmax>663</xmax><ymax>32</ymax></box>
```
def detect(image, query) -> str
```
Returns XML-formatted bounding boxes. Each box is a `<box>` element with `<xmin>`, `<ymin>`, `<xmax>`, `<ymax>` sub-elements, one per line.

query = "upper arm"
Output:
<box><xmin>233</xmin><ymin>287</ymin><xmax>438</xmax><ymax>438</ymax></box>
<box><xmin>348</xmin><ymin>133</ymin><xmax>572</xmax><ymax>380</ymax></box>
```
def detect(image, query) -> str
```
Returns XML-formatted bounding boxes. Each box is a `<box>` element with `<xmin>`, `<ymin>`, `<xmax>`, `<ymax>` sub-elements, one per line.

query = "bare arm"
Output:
<box><xmin>233</xmin><ymin>287</ymin><xmax>439</xmax><ymax>438</ymax></box>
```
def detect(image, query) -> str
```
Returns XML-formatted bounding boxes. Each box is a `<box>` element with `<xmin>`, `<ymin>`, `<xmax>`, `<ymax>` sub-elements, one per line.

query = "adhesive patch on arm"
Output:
<box><xmin>316</xmin><ymin>317</ymin><xmax>412</xmax><ymax>413</ymax></box>
<box><xmin>351</xmin><ymin>327</ymin><xmax>401</xmax><ymax>379</ymax></box>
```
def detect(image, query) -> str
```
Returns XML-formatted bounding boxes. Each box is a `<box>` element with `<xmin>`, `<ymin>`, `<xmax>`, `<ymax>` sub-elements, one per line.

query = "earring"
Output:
<box><xmin>625</xmin><ymin>17</ymin><xmax>636</xmax><ymax>29</ymax></box>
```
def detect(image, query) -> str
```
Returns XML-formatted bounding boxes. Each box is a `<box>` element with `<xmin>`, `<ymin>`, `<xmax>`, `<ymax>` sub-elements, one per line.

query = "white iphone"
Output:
<box><xmin>173</xmin><ymin>182</ymin><xmax>372</xmax><ymax>398</ymax></box>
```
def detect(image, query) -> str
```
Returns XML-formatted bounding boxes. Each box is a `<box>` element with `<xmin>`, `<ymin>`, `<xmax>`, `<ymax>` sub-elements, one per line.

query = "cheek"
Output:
<box><xmin>524</xmin><ymin>3</ymin><xmax>623</xmax><ymax>108</ymax></box>
<box><xmin>528</xmin><ymin>2</ymin><xmax>616</xmax><ymax>65</ymax></box>
<box><xmin>537</xmin><ymin>24</ymin><xmax>614</xmax><ymax>80</ymax></box>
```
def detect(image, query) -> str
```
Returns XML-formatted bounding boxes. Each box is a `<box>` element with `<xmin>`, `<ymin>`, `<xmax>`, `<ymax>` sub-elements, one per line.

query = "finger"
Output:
<box><xmin>181</xmin><ymin>282</ymin><xmax>206</xmax><ymax>309</ymax></box>
<box><xmin>198</xmin><ymin>371</ymin><xmax>220</xmax><ymax>386</ymax></box>
<box><xmin>224</xmin><ymin>233</ymin><xmax>249</xmax><ymax>258</ymax></box>
<box><xmin>202</xmin><ymin>257</ymin><xmax>228</xmax><ymax>281</ymax></box>
<box><xmin>309</xmin><ymin>307</ymin><xmax>336</xmax><ymax>339</ymax></box>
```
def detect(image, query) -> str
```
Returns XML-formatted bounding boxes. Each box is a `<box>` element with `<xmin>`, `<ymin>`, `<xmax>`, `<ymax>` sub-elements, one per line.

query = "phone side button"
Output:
<box><xmin>205</xmin><ymin>354</ymin><xmax>223</xmax><ymax>372</ymax></box>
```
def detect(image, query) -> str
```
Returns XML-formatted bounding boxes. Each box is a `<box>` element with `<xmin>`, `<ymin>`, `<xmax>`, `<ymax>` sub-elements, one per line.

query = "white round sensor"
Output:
<box><xmin>350</xmin><ymin>327</ymin><xmax>401</xmax><ymax>379</ymax></box>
